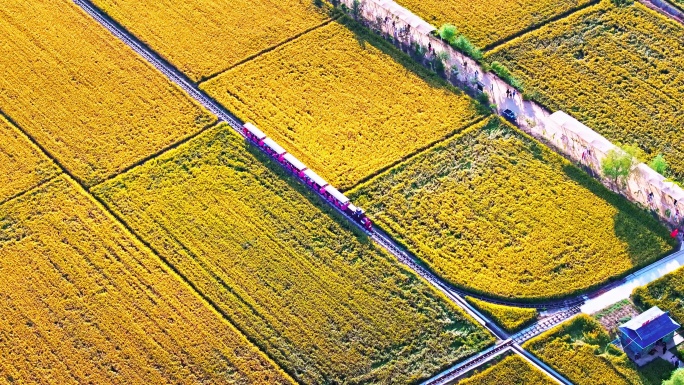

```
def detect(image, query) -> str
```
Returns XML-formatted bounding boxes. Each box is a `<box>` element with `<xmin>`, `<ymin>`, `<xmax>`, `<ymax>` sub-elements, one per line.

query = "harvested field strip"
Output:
<box><xmin>0</xmin><ymin>176</ymin><xmax>294</xmax><ymax>385</ymax></box>
<box><xmin>394</xmin><ymin>0</ymin><xmax>595</xmax><ymax>49</ymax></box>
<box><xmin>459</xmin><ymin>355</ymin><xmax>556</xmax><ymax>385</ymax></box>
<box><xmin>90</xmin><ymin>0</ymin><xmax>330</xmax><ymax>82</ymax></box>
<box><xmin>524</xmin><ymin>315</ymin><xmax>674</xmax><ymax>384</ymax></box>
<box><xmin>349</xmin><ymin>118</ymin><xmax>674</xmax><ymax>300</ymax></box>
<box><xmin>486</xmin><ymin>0</ymin><xmax>684</xmax><ymax>181</ymax></box>
<box><xmin>201</xmin><ymin>18</ymin><xmax>485</xmax><ymax>190</ymax></box>
<box><xmin>0</xmin><ymin>0</ymin><xmax>215</xmax><ymax>187</ymax></box>
<box><xmin>93</xmin><ymin>124</ymin><xmax>495</xmax><ymax>384</ymax></box>
<box><xmin>0</xmin><ymin>113</ymin><xmax>59</xmax><ymax>203</ymax></box>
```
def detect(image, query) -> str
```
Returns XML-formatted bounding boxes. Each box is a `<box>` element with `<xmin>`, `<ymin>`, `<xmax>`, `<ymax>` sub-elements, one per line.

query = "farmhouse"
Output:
<box><xmin>619</xmin><ymin>306</ymin><xmax>680</xmax><ymax>365</ymax></box>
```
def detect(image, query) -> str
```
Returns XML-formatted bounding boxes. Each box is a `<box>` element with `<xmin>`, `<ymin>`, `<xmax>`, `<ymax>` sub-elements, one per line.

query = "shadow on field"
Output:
<box><xmin>241</xmin><ymin>138</ymin><xmax>372</xmax><ymax>245</ymax></box>
<box><xmin>561</xmin><ymin>164</ymin><xmax>676</xmax><ymax>264</ymax></box>
<box><xmin>333</xmin><ymin>15</ymin><xmax>490</xmax><ymax>116</ymax></box>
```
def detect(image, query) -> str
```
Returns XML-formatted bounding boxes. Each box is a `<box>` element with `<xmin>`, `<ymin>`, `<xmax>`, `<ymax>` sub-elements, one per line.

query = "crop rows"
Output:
<box><xmin>349</xmin><ymin>118</ymin><xmax>674</xmax><ymax>300</ymax></box>
<box><xmin>90</xmin><ymin>0</ymin><xmax>329</xmax><ymax>82</ymax></box>
<box><xmin>458</xmin><ymin>354</ymin><xmax>556</xmax><ymax>385</ymax></box>
<box><xmin>524</xmin><ymin>315</ymin><xmax>674</xmax><ymax>384</ymax></box>
<box><xmin>487</xmin><ymin>0</ymin><xmax>684</xmax><ymax>181</ymax></box>
<box><xmin>0</xmin><ymin>115</ymin><xmax>59</xmax><ymax>202</ymax></box>
<box><xmin>0</xmin><ymin>0</ymin><xmax>215</xmax><ymax>187</ymax></box>
<box><xmin>92</xmin><ymin>124</ymin><xmax>494</xmax><ymax>384</ymax></box>
<box><xmin>395</xmin><ymin>0</ymin><xmax>594</xmax><ymax>48</ymax></box>
<box><xmin>201</xmin><ymin>19</ymin><xmax>484</xmax><ymax>190</ymax></box>
<box><xmin>0</xmin><ymin>176</ymin><xmax>293</xmax><ymax>384</ymax></box>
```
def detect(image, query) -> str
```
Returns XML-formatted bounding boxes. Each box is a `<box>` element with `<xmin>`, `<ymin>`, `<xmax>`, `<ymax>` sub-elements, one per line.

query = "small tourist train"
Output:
<box><xmin>242</xmin><ymin>122</ymin><xmax>373</xmax><ymax>230</ymax></box>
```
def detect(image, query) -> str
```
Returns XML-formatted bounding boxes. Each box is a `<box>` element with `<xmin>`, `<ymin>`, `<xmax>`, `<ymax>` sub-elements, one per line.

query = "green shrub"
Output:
<box><xmin>490</xmin><ymin>61</ymin><xmax>522</xmax><ymax>89</ymax></box>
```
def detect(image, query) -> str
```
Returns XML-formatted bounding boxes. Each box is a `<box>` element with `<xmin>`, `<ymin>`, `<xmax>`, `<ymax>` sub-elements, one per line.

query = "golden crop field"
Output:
<box><xmin>487</xmin><ymin>0</ymin><xmax>684</xmax><ymax>181</ymax></box>
<box><xmin>524</xmin><ymin>315</ymin><xmax>674</xmax><ymax>385</ymax></box>
<box><xmin>349</xmin><ymin>118</ymin><xmax>674</xmax><ymax>300</ymax></box>
<box><xmin>0</xmin><ymin>115</ymin><xmax>59</xmax><ymax>203</ymax></box>
<box><xmin>459</xmin><ymin>355</ymin><xmax>555</xmax><ymax>385</ymax></box>
<box><xmin>633</xmin><ymin>266</ymin><xmax>684</xmax><ymax>324</ymax></box>
<box><xmin>90</xmin><ymin>0</ymin><xmax>329</xmax><ymax>82</ymax></box>
<box><xmin>0</xmin><ymin>0</ymin><xmax>215</xmax><ymax>187</ymax></box>
<box><xmin>201</xmin><ymin>19</ymin><xmax>484</xmax><ymax>190</ymax></box>
<box><xmin>92</xmin><ymin>124</ymin><xmax>495</xmax><ymax>384</ymax></box>
<box><xmin>395</xmin><ymin>0</ymin><xmax>594</xmax><ymax>48</ymax></box>
<box><xmin>465</xmin><ymin>297</ymin><xmax>537</xmax><ymax>333</ymax></box>
<box><xmin>0</xmin><ymin>176</ymin><xmax>293</xmax><ymax>384</ymax></box>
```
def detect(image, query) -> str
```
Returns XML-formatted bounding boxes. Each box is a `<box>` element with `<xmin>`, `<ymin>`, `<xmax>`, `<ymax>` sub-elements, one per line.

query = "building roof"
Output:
<box><xmin>619</xmin><ymin>306</ymin><xmax>680</xmax><ymax>349</ymax></box>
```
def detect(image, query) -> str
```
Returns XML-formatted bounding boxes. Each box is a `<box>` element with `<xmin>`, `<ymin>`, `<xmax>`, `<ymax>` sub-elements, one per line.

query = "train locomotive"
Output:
<box><xmin>242</xmin><ymin>123</ymin><xmax>373</xmax><ymax>230</ymax></box>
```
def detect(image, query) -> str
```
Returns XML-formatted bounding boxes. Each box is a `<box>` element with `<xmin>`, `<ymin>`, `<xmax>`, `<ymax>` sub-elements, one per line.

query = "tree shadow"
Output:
<box><xmin>332</xmin><ymin>15</ymin><xmax>489</xmax><ymax>115</ymax></box>
<box><xmin>241</xmin><ymin>138</ymin><xmax>371</xmax><ymax>245</ymax></box>
<box><xmin>562</xmin><ymin>164</ymin><xmax>676</xmax><ymax>266</ymax></box>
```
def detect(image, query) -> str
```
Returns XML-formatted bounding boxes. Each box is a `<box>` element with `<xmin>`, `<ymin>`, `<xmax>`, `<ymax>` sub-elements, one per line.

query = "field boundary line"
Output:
<box><xmin>96</xmin><ymin>121</ymin><xmax>222</xmax><ymax>186</ymax></box>
<box><xmin>2</xmin><ymin>104</ymin><xmax>300</xmax><ymax>385</ymax></box>
<box><xmin>0</xmin><ymin>174</ymin><xmax>62</xmax><ymax>209</ymax></box>
<box><xmin>482</xmin><ymin>0</ymin><xmax>601</xmax><ymax>52</ymax></box>
<box><xmin>199</xmin><ymin>17</ymin><xmax>339</xmax><ymax>84</ymax></box>
<box><xmin>342</xmin><ymin>115</ymin><xmax>490</xmax><ymax>192</ymax></box>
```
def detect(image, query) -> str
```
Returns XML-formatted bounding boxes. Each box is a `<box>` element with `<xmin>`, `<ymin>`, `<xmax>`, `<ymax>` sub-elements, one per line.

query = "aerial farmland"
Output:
<box><xmin>1</xmin><ymin>0</ymin><xmax>683</xmax><ymax>384</ymax></box>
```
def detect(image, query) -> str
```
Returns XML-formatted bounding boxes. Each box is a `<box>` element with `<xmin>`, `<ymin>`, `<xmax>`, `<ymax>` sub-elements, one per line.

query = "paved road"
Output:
<box><xmin>582</xmin><ymin>247</ymin><xmax>684</xmax><ymax>314</ymax></box>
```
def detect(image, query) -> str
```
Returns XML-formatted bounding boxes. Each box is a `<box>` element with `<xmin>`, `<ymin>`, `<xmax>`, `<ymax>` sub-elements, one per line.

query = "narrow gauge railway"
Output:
<box><xmin>242</xmin><ymin>123</ymin><xmax>373</xmax><ymax>230</ymax></box>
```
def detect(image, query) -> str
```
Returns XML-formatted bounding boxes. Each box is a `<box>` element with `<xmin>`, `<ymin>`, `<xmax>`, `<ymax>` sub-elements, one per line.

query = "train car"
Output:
<box><xmin>262</xmin><ymin>138</ymin><xmax>287</xmax><ymax>161</ymax></box>
<box><xmin>243</xmin><ymin>122</ymin><xmax>267</xmax><ymax>144</ymax></box>
<box><xmin>346</xmin><ymin>203</ymin><xmax>372</xmax><ymax>230</ymax></box>
<box><xmin>323</xmin><ymin>185</ymin><xmax>351</xmax><ymax>210</ymax></box>
<box><xmin>282</xmin><ymin>153</ymin><xmax>308</xmax><ymax>177</ymax></box>
<box><xmin>302</xmin><ymin>169</ymin><xmax>328</xmax><ymax>192</ymax></box>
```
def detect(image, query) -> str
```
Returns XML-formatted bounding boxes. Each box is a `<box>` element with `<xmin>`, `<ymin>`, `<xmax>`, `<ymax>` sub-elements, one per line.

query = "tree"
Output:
<box><xmin>649</xmin><ymin>154</ymin><xmax>669</xmax><ymax>175</ymax></box>
<box><xmin>601</xmin><ymin>148</ymin><xmax>633</xmax><ymax>190</ymax></box>
<box><xmin>351</xmin><ymin>0</ymin><xmax>363</xmax><ymax>19</ymax></box>
<box><xmin>664</xmin><ymin>368</ymin><xmax>684</xmax><ymax>385</ymax></box>
<box><xmin>438</xmin><ymin>24</ymin><xmax>458</xmax><ymax>43</ymax></box>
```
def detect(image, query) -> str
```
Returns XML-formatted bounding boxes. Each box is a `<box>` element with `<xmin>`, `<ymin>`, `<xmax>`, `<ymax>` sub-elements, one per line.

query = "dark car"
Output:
<box><xmin>502</xmin><ymin>109</ymin><xmax>517</xmax><ymax>123</ymax></box>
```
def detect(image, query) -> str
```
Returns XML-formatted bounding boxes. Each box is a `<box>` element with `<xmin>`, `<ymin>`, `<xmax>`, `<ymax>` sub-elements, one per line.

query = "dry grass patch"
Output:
<box><xmin>0</xmin><ymin>115</ymin><xmax>59</xmax><ymax>202</ymax></box>
<box><xmin>395</xmin><ymin>0</ymin><xmax>595</xmax><ymax>48</ymax></box>
<box><xmin>349</xmin><ymin>118</ymin><xmax>674</xmax><ymax>300</ymax></box>
<box><xmin>0</xmin><ymin>0</ymin><xmax>215</xmax><ymax>186</ymax></box>
<box><xmin>91</xmin><ymin>0</ymin><xmax>329</xmax><ymax>82</ymax></box>
<box><xmin>487</xmin><ymin>0</ymin><xmax>684</xmax><ymax>181</ymax></box>
<box><xmin>201</xmin><ymin>19</ymin><xmax>484</xmax><ymax>190</ymax></box>
<box><xmin>93</xmin><ymin>124</ymin><xmax>494</xmax><ymax>384</ymax></box>
<box><xmin>0</xmin><ymin>176</ymin><xmax>293</xmax><ymax>385</ymax></box>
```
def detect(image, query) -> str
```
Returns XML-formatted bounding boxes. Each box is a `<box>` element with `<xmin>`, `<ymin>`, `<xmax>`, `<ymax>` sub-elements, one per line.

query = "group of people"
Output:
<box><xmin>505</xmin><ymin>88</ymin><xmax>516</xmax><ymax>98</ymax></box>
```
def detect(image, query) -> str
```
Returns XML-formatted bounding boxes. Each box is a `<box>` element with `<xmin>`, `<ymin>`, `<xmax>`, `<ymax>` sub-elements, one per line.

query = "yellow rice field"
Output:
<box><xmin>0</xmin><ymin>176</ymin><xmax>293</xmax><ymax>384</ymax></box>
<box><xmin>459</xmin><ymin>355</ymin><xmax>555</xmax><ymax>385</ymax></box>
<box><xmin>201</xmin><ymin>20</ymin><xmax>484</xmax><ymax>190</ymax></box>
<box><xmin>92</xmin><ymin>124</ymin><xmax>494</xmax><ymax>384</ymax></box>
<box><xmin>395</xmin><ymin>0</ymin><xmax>595</xmax><ymax>48</ymax></box>
<box><xmin>91</xmin><ymin>0</ymin><xmax>329</xmax><ymax>82</ymax></box>
<box><xmin>465</xmin><ymin>297</ymin><xmax>537</xmax><ymax>333</ymax></box>
<box><xmin>0</xmin><ymin>115</ymin><xmax>59</xmax><ymax>202</ymax></box>
<box><xmin>487</xmin><ymin>0</ymin><xmax>684</xmax><ymax>181</ymax></box>
<box><xmin>349</xmin><ymin>118</ymin><xmax>674</xmax><ymax>300</ymax></box>
<box><xmin>633</xmin><ymin>266</ymin><xmax>684</xmax><ymax>325</ymax></box>
<box><xmin>0</xmin><ymin>0</ymin><xmax>215</xmax><ymax>187</ymax></box>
